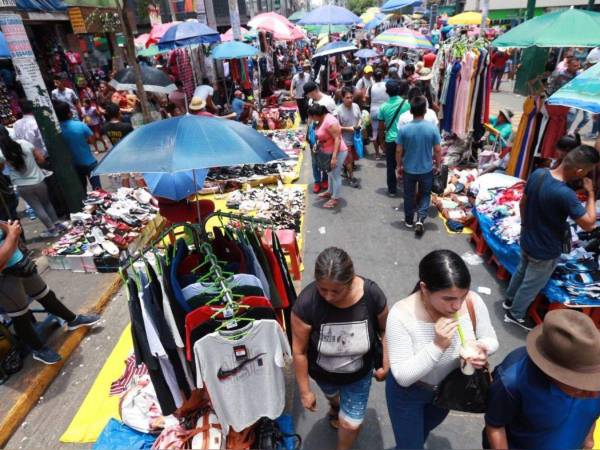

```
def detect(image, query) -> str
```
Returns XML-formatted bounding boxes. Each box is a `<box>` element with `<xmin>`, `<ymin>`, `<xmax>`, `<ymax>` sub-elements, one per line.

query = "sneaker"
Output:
<box><xmin>504</xmin><ymin>311</ymin><xmax>536</xmax><ymax>331</ymax></box>
<box><xmin>32</xmin><ymin>347</ymin><xmax>61</xmax><ymax>365</ymax></box>
<box><xmin>404</xmin><ymin>219</ymin><xmax>414</xmax><ymax>228</ymax></box>
<box><xmin>40</xmin><ymin>229</ymin><xmax>60</xmax><ymax>239</ymax></box>
<box><xmin>388</xmin><ymin>191</ymin><xmax>398</xmax><ymax>198</ymax></box>
<box><xmin>67</xmin><ymin>314</ymin><xmax>101</xmax><ymax>331</ymax></box>
<box><xmin>349</xmin><ymin>178</ymin><xmax>360</xmax><ymax>188</ymax></box>
<box><xmin>312</xmin><ymin>183</ymin><xmax>321</xmax><ymax>194</ymax></box>
<box><xmin>25</xmin><ymin>207</ymin><xmax>37</xmax><ymax>220</ymax></box>
<box><xmin>502</xmin><ymin>299</ymin><xmax>513</xmax><ymax>310</ymax></box>
<box><xmin>322</xmin><ymin>180</ymin><xmax>329</xmax><ymax>190</ymax></box>
<box><xmin>415</xmin><ymin>221</ymin><xmax>424</xmax><ymax>236</ymax></box>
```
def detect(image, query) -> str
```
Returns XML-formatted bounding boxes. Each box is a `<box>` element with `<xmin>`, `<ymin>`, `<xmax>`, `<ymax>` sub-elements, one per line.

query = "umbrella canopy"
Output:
<box><xmin>146</xmin><ymin>22</ymin><xmax>180</xmax><ymax>47</ymax></box>
<box><xmin>92</xmin><ymin>115</ymin><xmax>289</xmax><ymax>175</ymax></box>
<box><xmin>248</xmin><ymin>12</ymin><xmax>305</xmax><ymax>41</ymax></box>
<box><xmin>110</xmin><ymin>66</ymin><xmax>176</xmax><ymax>94</ymax></box>
<box><xmin>547</xmin><ymin>62</ymin><xmax>600</xmax><ymax>114</ymax></box>
<box><xmin>355</xmin><ymin>48</ymin><xmax>379</xmax><ymax>58</ymax></box>
<box><xmin>299</xmin><ymin>5</ymin><xmax>362</xmax><ymax>25</ymax></box>
<box><xmin>373</xmin><ymin>27</ymin><xmax>433</xmax><ymax>50</ymax></box>
<box><xmin>0</xmin><ymin>32</ymin><xmax>9</xmax><ymax>58</ymax></box>
<box><xmin>143</xmin><ymin>169</ymin><xmax>208</xmax><ymax>201</ymax></box>
<box><xmin>303</xmin><ymin>24</ymin><xmax>349</xmax><ymax>34</ymax></box>
<box><xmin>288</xmin><ymin>10</ymin><xmax>306</xmax><ymax>22</ymax></box>
<box><xmin>136</xmin><ymin>45</ymin><xmax>165</xmax><ymax>57</ymax></box>
<box><xmin>211</xmin><ymin>41</ymin><xmax>259</xmax><ymax>60</ymax></box>
<box><xmin>492</xmin><ymin>8</ymin><xmax>600</xmax><ymax>48</ymax></box>
<box><xmin>312</xmin><ymin>40</ymin><xmax>358</xmax><ymax>58</ymax></box>
<box><xmin>158</xmin><ymin>20</ymin><xmax>220</xmax><ymax>50</ymax></box>
<box><xmin>380</xmin><ymin>0</ymin><xmax>421</xmax><ymax>13</ymax></box>
<box><xmin>134</xmin><ymin>33</ymin><xmax>150</xmax><ymax>48</ymax></box>
<box><xmin>447</xmin><ymin>11</ymin><xmax>488</xmax><ymax>25</ymax></box>
<box><xmin>220</xmin><ymin>26</ymin><xmax>249</xmax><ymax>42</ymax></box>
<box><xmin>364</xmin><ymin>14</ymin><xmax>387</xmax><ymax>30</ymax></box>
<box><xmin>360</xmin><ymin>7</ymin><xmax>381</xmax><ymax>23</ymax></box>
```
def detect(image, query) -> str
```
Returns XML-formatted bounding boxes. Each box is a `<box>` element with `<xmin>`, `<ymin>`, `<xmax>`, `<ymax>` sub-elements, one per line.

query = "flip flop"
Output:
<box><xmin>318</xmin><ymin>192</ymin><xmax>332</xmax><ymax>199</ymax></box>
<box><xmin>323</xmin><ymin>199</ymin><xmax>338</xmax><ymax>209</ymax></box>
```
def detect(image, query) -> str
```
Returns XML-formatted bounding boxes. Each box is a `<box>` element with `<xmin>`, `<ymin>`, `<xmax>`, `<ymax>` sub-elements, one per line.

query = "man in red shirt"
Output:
<box><xmin>422</xmin><ymin>50</ymin><xmax>436</xmax><ymax>68</ymax></box>
<box><xmin>491</xmin><ymin>50</ymin><xmax>511</xmax><ymax>92</ymax></box>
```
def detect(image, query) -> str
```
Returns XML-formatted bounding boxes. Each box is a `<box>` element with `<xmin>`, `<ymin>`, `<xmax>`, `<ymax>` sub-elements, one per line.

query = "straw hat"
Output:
<box><xmin>499</xmin><ymin>108</ymin><xmax>514</xmax><ymax>122</ymax></box>
<box><xmin>189</xmin><ymin>97</ymin><xmax>206</xmax><ymax>111</ymax></box>
<box><xmin>526</xmin><ymin>309</ymin><xmax>600</xmax><ymax>391</ymax></box>
<box><xmin>418</xmin><ymin>67</ymin><xmax>433</xmax><ymax>81</ymax></box>
<box><xmin>302</xmin><ymin>60</ymin><xmax>311</xmax><ymax>69</ymax></box>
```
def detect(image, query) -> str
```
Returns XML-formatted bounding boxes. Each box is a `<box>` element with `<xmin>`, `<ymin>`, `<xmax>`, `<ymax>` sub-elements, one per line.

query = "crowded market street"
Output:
<box><xmin>0</xmin><ymin>4</ymin><xmax>600</xmax><ymax>450</ymax></box>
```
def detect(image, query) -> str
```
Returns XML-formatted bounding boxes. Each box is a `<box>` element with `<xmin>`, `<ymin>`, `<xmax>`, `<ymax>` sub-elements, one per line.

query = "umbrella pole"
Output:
<box><xmin>193</xmin><ymin>170</ymin><xmax>203</xmax><ymax>224</ymax></box>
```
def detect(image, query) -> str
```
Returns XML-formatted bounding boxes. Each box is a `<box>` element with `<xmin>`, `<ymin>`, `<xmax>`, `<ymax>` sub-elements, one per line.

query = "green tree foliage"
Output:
<box><xmin>347</xmin><ymin>0</ymin><xmax>376</xmax><ymax>15</ymax></box>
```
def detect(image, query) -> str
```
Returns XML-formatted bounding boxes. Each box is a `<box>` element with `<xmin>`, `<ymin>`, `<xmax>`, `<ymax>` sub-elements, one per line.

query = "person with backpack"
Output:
<box><xmin>385</xmin><ymin>250</ymin><xmax>498</xmax><ymax>449</ymax></box>
<box><xmin>292</xmin><ymin>247</ymin><xmax>389</xmax><ymax>450</ymax></box>
<box><xmin>377</xmin><ymin>80</ymin><xmax>410</xmax><ymax>197</ymax></box>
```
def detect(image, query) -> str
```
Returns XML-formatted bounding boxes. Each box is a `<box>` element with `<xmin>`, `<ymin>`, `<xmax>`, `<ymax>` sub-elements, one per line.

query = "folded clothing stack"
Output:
<box><xmin>432</xmin><ymin>168</ymin><xmax>479</xmax><ymax>228</ymax></box>
<box><xmin>225</xmin><ymin>186</ymin><xmax>305</xmax><ymax>232</ymax></box>
<box><xmin>42</xmin><ymin>188</ymin><xmax>158</xmax><ymax>259</ymax></box>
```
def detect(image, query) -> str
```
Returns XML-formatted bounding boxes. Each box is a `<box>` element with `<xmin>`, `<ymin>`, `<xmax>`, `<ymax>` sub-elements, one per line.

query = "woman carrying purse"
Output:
<box><xmin>385</xmin><ymin>250</ymin><xmax>499</xmax><ymax>449</ymax></box>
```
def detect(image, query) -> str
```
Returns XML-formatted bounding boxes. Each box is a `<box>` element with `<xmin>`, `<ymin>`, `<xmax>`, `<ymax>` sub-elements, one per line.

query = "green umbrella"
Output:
<box><xmin>492</xmin><ymin>8</ymin><xmax>600</xmax><ymax>48</ymax></box>
<box><xmin>303</xmin><ymin>24</ymin><xmax>349</xmax><ymax>34</ymax></box>
<box><xmin>137</xmin><ymin>45</ymin><xmax>165</xmax><ymax>57</ymax></box>
<box><xmin>288</xmin><ymin>10</ymin><xmax>306</xmax><ymax>22</ymax></box>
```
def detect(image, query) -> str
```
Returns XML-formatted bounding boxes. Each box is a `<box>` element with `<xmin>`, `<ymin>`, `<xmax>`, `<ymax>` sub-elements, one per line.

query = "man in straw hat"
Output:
<box><xmin>485</xmin><ymin>309</ymin><xmax>600</xmax><ymax>449</ymax></box>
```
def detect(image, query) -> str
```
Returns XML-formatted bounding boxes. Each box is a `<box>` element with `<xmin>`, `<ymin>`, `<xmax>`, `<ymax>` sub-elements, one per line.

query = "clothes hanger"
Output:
<box><xmin>215</xmin><ymin>317</ymin><xmax>255</xmax><ymax>339</ymax></box>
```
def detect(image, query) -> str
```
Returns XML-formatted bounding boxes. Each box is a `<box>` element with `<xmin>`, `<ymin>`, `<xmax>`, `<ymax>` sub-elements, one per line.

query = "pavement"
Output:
<box><xmin>2</xmin><ymin>86</ymin><xmax>556</xmax><ymax>449</ymax></box>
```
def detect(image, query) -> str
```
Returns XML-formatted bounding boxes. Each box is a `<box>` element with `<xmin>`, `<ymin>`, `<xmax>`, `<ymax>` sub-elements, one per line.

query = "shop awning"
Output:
<box><xmin>487</xmin><ymin>8</ymin><xmax>543</xmax><ymax>21</ymax></box>
<box><xmin>62</xmin><ymin>0</ymin><xmax>116</xmax><ymax>7</ymax></box>
<box><xmin>17</xmin><ymin>0</ymin><xmax>67</xmax><ymax>12</ymax></box>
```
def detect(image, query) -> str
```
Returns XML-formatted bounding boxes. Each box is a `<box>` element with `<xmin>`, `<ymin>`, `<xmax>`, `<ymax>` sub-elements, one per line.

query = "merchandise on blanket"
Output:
<box><xmin>92</xmin><ymin>418</ymin><xmax>157</xmax><ymax>450</ymax></box>
<box><xmin>151</xmin><ymin>410</ymin><xmax>223</xmax><ymax>450</ymax></box>
<box><xmin>119</xmin><ymin>375</ymin><xmax>173</xmax><ymax>434</ymax></box>
<box><xmin>256</xmin><ymin>106</ymin><xmax>297</xmax><ymax>130</ymax></box>
<box><xmin>432</xmin><ymin>168</ymin><xmax>479</xmax><ymax>226</ymax></box>
<box><xmin>42</xmin><ymin>188</ymin><xmax>159</xmax><ymax>272</ymax></box>
<box><xmin>225</xmin><ymin>186</ymin><xmax>306</xmax><ymax>231</ymax></box>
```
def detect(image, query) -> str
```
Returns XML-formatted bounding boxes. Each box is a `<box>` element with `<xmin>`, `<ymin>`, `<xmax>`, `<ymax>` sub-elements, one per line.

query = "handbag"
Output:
<box><xmin>353</xmin><ymin>129</ymin><xmax>364</xmax><ymax>159</ymax></box>
<box><xmin>365</xmin><ymin>281</ymin><xmax>384</xmax><ymax>370</ymax></box>
<box><xmin>432</xmin><ymin>297</ymin><xmax>492</xmax><ymax>413</ymax></box>
<box><xmin>255</xmin><ymin>417</ymin><xmax>301</xmax><ymax>450</ymax></box>
<box><xmin>431</xmin><ymin>165</ymin><xmax>449</xmax><ymax>195</ymax></box>
<box><xmin>2</xmin><ymin>255</ymin><xmax>37</xmax><ymax>278</ymax></box>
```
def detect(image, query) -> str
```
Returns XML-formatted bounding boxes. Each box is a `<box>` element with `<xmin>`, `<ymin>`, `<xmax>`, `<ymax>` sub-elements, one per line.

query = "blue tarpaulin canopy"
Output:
<box><xmin>16</xmin><ymin>0</ymin><xmax>66</xmax><ymax>12</ymax></box>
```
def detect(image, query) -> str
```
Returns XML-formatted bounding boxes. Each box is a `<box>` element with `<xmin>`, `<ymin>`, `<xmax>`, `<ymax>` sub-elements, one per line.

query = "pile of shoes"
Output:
<box><xmin>42</xmin><ymin>188</ymin><xmax>158</xmax><ymax>258</ymax></box>
<box><xmin>226</xmin><ymin>186</ymin><xmax>305</xmax><ymax>232</ymax></box>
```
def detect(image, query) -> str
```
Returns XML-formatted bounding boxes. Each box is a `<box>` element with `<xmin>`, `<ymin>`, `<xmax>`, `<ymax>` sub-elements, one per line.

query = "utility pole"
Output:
<box><xmin>228</xmin><ymin>0</ymin><xmax>242</xmax><ymax>40</ymax></box>
<box><xmin>480</xmin><ymin>0</ymin><xmax>488</xmax><ymax>30</ymax></box>
<box><xmin>526</xmin><ymin>0</ymin><xmax>536</xmax><ymax>19</ymax></box>
<box><xmin>0</xmin><ymin>6</ymin><xmax>84</xmax><ymax>212</ymax></box>
<box><xmin>588</xmin><ymin>0</ymin><xmax>595</xmax><ymax>10</ymax></box>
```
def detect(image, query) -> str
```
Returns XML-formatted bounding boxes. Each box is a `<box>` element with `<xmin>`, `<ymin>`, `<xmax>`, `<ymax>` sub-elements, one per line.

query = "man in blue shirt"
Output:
<box><xmin>395</xmin><ymin>96</ymin><xmax>441</xmax><ymax>236</ymax></box>
<box><xmin>231</xmin><ymin>90</ymin><xmax>247</xmax><ymax>122</ymax></box>
<box><xmin>485</xmin><ymin>309</ymin><xmax>600</xmax><ymax>450</ymax></box>
<box><xmin>504</xmin><ymin>145</ymin><xmax>598</xmax><ymax>330</ymax></box>
<box><xmin>55</xmin><ymin>101</ymin><xmax>101</xmax><ymax>192</ymax></box>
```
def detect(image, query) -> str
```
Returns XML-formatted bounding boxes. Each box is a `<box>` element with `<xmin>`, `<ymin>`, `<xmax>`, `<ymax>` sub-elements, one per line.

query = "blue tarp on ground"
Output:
<box><xmin>16</xmin><ymin>0</ymin><xmax>66</xmax><ymax>12</ymax></box>
<box><xmin>473</xmin><ymin>209</ymin><xmax>577</xmax><ymax>304</ymax></box>
<box><xmin>92</xmin><ymin>419</ymin><xmax>156</xmax><ymax>450</ymax></box>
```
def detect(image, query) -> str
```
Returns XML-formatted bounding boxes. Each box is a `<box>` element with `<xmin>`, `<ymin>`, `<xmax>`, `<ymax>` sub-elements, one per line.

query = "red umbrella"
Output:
<box><xmin>146</xmin><ymin>22</ymin><xmax>180</xmax><ymax>47</ymax></box>
<box><xmin>248</xmin><ymin>12</ymin><xmax>305</xmax><ymax>41</ymax></box>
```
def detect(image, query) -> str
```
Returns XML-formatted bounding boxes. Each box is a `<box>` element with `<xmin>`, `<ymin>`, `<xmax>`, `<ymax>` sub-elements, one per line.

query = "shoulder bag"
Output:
<box><xmin>385</xmin><ymin>99</ymin><xmax>406</xmax><ymax>137</ymax></box>
<box><xmin>432</xmin><ymin>297</ymin><xmax>492</xmax><ymax>413</ymax></box>
<box><xmin>529</xmin><ymin>170</ymin><xmax>573</xmax><ymax>254</ymax></box>
<box><xmin>364</xmin><ymin>280</ymin><xmax>385</xmax><ymax>370</ymax></box>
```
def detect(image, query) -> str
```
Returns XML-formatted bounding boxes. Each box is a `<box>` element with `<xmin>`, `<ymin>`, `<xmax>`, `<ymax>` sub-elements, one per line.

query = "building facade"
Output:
<box><xmin>463</xmin><ymin>0</ymin><xmax>596</xmax><ymax>21</ymax></box>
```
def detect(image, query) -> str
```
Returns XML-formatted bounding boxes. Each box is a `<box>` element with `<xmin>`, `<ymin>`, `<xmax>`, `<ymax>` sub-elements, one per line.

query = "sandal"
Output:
<box><xmin>318</xmin><ymin>192</ymin><xmax>332</xmax><ymax>199</ymax></box>
<box><xmin>323</xmin><ymin>199</ymin><xmax>338</xmax><ymax>209</ymax></box>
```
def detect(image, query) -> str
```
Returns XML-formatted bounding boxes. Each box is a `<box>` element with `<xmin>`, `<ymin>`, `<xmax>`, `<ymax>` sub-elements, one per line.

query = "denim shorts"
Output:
<box><xmin>316</xmin><ymin>372</ymin><xmax>373</xmax><ymax>427</ymax></box>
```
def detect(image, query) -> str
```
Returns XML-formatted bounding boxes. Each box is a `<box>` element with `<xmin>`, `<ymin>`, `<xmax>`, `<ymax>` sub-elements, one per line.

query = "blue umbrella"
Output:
<box><xmin>211</xmin><ymin>41</ymin><xmax>259</xmax><ymax>60</ymax></box>
<box><xmin>547</xmin><ymin>62</ymin><xmax>600</xmax><ymax>114</ymax></box>
<box><xmin>92</xmin><ymin>115</ymin><xmax>289</xmax><ymax>175</ymax></box>
<box><xmin>364</xmin><ymin>15</ymin><xmax>386</xmax><ymax>31</ymax></box>
<box><xmin>158</xmin><ymin>21</ymin><xmax>220</xmax><ymax>50</ymax></box>
<box><xmin>299</xmin><ymin>5</ymin><xmax>362</xmax><ymax>25</ymax></box>
<box><xmin>0</xmin><ymin>32</ymin><xmax>9</xmax><ymax>58</ymax></box>
<box><xmin>143</xmin><ymin>169</ymin><xmax>208</xmax><ymax>201</ymax></box>
<box><xmin>312</xmin><ymin>41</ymin><xmax>358</xmax><ymax>58</ymax></box>
<box><xmin>381</xmin><ymin>0</ymin><xmax>422</xmax><ymax>13</ymax></box>
<box><xmin>355</xmin><ymin>48</ymin><xmax>379</xmax><ymax>58</ymax></box>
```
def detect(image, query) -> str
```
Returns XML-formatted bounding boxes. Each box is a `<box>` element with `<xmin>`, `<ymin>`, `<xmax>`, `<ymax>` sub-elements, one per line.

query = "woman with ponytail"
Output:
<box><xmin>385</xmin><ymin>250</ymin><xmax>498</xmax><ymax>449</ymax></box>
<box><xmin>0</xmin><ymin>126</ymin><xmax>63</xmax><ymax>238</ymax></box>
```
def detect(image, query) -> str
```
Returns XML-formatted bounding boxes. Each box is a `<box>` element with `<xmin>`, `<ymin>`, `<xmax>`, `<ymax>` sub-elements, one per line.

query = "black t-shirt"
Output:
<box><xmin>102</xmin><ymin>121</ymin><xmax>134</xmax><ymax>145</ymax></box>
<box><xmin>293</xmin><ymin>278</ymin><xmax>387</xmax><ymax>384</ymax></box>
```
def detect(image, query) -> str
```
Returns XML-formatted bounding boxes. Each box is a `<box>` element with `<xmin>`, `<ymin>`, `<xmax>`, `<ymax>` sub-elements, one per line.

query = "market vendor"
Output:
<box><xmin>489</xmin><ymin>109</ymin><xmax>513</xmax><ymax>148</ymax></box>
<box><xmin>0</xmin><ymin>220</ymin><xmax>100</xmax><ymax>365</ymax></box>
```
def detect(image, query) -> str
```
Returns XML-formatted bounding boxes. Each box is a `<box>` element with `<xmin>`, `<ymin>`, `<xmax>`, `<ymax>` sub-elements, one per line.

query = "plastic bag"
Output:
<box><xmin>431</xmin><ymin>165</ymin><xmax>449</xmax><ymax>195</ymax></box>
<box><xmin>353</xmin><ymin>129</ymin><xmax>364</xmax><ymax>159</ymax></box>
<box><xmin>93</xmin><ymin>419</ymin><xmax>156</xmax><ymax>450</ymax></box>
<box><xmin>432</xmin><ymin>367</ymin><xmax>491</xmax><ymax>413</ymax></box>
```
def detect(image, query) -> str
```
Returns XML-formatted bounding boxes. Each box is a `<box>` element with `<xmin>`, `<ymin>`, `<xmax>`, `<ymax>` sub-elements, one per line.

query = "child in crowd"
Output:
<box><xmin>82</xmin><ymin>98</ymin><xmax>108</xmax><ymax>153</ymax></box>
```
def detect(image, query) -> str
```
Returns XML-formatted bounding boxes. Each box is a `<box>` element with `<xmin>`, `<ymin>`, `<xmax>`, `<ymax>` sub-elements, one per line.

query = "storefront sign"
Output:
<box><xmin>0</xmin><ymin>0</ymin><xmax>16</xmax><ymax>9</ymax></box>
<box><xmin>0</xmin><ymin>14</ymin><xmax>33</xmax><ymax>58</ymax></box>
<box><xmin>0</xmin><ymin>13</ymin><xmax>59</xmax><ymax>129</ymax></box>
<box><xmin>68</xmin><ymin>7</ymin><xmax>87</xmax><ymax>33</ymax></box>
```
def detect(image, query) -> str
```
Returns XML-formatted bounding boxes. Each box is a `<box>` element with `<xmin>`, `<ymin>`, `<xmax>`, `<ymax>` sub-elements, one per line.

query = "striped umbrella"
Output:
<box><xmin>372</xmin><ymin>27</ymin><xmax>433</xmax><ymax>50</ymax></box>
<box><xmin>312</xmin><ymin>41</ymin><xmax>357</xmax><ymax>58</ymax></box>
<box><xmin>547</xmin><ymin>63</ymin><xmax>600</xmax><ymax>114</ymax></box>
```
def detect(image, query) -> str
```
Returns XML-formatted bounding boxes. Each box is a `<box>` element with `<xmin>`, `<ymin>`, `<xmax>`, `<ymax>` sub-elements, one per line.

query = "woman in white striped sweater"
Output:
<box><xmin>385</xmin><ymin>250</ymin><xmax>499</xmax><ymax>449</ymax></box>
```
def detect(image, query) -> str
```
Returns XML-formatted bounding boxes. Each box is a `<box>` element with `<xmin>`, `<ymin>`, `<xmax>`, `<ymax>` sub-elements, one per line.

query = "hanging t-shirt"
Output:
<box><xmin>193</xmin><ymin>319</ymin><xmax>291</xmax><ymax>434</ymax></box>
<box><xmin>293</xmin><ymin>278</ymin><xmax>387</xmax><ymax>385</ymax></box>
<box><xmin>181</xmin><ymin>274</ymin><xmax>264</xmax><ymax>300</ymax></box>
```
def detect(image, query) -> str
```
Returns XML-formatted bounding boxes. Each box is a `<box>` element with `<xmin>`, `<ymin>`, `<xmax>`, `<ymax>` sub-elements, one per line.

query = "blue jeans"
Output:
<box><xmin>310</xmin><ymin>151</ymin><xmax>327</xmax><ymax>184</ymax></box>
<box><xmin>316</xmin><ymin>372</ymin><xmax>373</xmax><ymax>427</ymax></box>
<box><xmin>327</xmin><ymin>151</ymin><xmax>347</xmax><ymax>199</ymax></box>
<box><xmin>403</xmin><ymin>171</ymin><xmax>433</xmax><ymax>223</ymax></box>
<box><xmin>567</xmin><ymin>108</ymin><xmax>590</xmax><ymax>132</ymax></box>
<box><xmin>385</xmin><ymin>141</ymin><xmax>397</xmax><ymax>194</ymax></box>
<box><xmin>506</xmin><ymin>250</ymin><xmax>558</xmax><ymax>320</ymax></box>
<box><xmin>385</xmin><ymin>375</ymin><xmax>449</xmax><ymax>449</ymax></box>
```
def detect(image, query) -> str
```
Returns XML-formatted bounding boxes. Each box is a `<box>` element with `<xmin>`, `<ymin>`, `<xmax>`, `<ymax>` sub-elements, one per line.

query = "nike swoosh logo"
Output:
<box><xmin>217</xmin><ymin>353</ymin><xmax>267</xmax><ymax>381</ymax></box>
